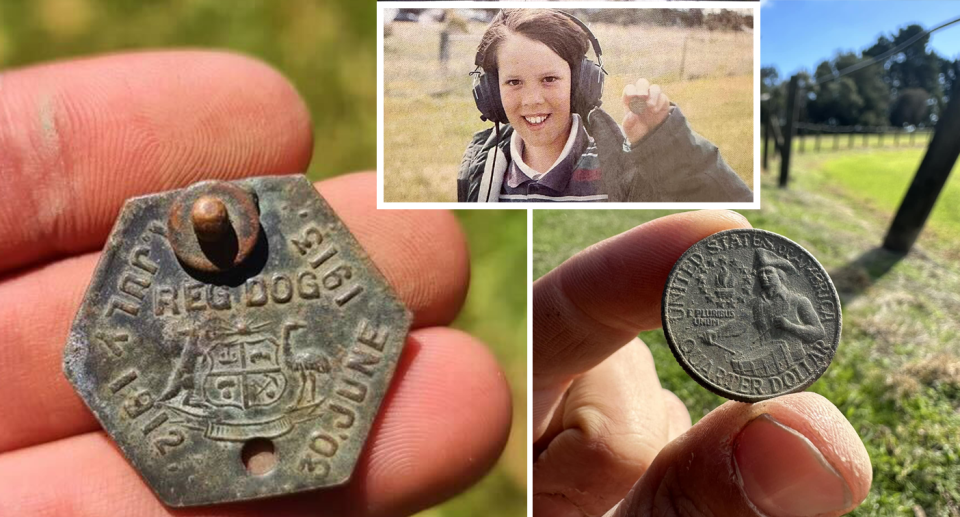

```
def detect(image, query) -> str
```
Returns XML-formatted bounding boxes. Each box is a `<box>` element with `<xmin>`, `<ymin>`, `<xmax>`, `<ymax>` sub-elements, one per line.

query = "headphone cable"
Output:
<box><xmin>486</xmin><ymin>121</ymin><xmax>500</xmax><ymax>202</ymax></box>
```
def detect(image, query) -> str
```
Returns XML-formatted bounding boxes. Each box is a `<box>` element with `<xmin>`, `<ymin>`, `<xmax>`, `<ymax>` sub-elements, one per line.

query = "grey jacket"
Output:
<box><xmin>457</xmin><ymin>106</ymin><xmax>753</xmax><ymax>202</ymax></box>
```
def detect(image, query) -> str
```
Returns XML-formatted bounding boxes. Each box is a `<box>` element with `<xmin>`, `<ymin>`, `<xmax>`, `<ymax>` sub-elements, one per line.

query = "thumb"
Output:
<box><xmin>605</xmin><ymin>392</ymin><xmax>872</xmax><ymax>517</ymax></box>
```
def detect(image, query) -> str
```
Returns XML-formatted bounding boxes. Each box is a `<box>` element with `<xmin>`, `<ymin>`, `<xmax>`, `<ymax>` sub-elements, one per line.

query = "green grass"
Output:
<box><xmin>433</xmin><ymin>210</ymin><xmax>527</xmax><ymax>517</ymax></box>
<box><xmin>0</xmin><ymin>2</ymin><xmax>526</xmax><ymax>516</ymax></box>
<box><xmin>534</xmin><ymin>147</ymin><xmax>960</xmax><ymax>516</ymax></box>
<box><xmin>384</xmin><ymin>21</ymin><xmax>754</xmax><ymax>202</ymax></box>
<box><xmin>818</xmin><ymin>151</ymin><xmax>960</xmax><ymax>244</ymax></box>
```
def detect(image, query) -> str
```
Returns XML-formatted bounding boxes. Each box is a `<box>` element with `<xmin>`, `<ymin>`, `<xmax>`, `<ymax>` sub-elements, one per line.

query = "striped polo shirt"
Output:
<box><xmin>499</xmin><ymin>114</ymin><xmax>607</xmax><ymax>202</ymax></box>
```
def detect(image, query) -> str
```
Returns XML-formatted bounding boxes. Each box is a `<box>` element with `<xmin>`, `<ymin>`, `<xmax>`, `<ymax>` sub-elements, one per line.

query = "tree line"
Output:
<box><xmin>388</xmin><ymin>8</ymin><xmax>752</xmax><ymax>32</ymax></box>
<box><xmin>763</xmin><ymin>24</ymin><xmax>959</xmax><ymax>129</ymax></box>
<box><xmin>571</xmin><ymin>9</ymin><xmax>752</xmax><ymax>31</ymax></box>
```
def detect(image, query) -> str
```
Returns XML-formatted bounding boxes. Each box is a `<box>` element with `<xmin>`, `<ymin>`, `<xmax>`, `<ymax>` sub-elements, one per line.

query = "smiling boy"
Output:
<box><xmin>458</xmin><ymin>9</ymin><xmax>753</xmax><ymax>203</ymax></box>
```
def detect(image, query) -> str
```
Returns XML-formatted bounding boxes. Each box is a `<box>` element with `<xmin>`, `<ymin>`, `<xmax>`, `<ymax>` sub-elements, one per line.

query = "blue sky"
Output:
<box><xmin>761</xmin><ymin>0</ymin><xmax>960</xmax><ymax>77</ymax></box>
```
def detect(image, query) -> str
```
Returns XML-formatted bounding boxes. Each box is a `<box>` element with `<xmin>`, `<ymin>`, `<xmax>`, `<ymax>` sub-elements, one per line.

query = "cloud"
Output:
<box><xmin>760</xmin><ymin>0</ymin><xmax>774</xmax><ymax>8</ymax></box>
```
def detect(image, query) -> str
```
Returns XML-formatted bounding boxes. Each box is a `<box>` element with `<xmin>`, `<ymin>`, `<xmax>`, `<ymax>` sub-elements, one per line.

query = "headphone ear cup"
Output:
<box><xmin>573</xmin><ymin>58</ymin><xmax>604</xmax><ymax>116</ymax></box>
<box><xmin>473</xmin><ymin>70</ymin><xmax>508</xmax><ymax>124</ymax></box>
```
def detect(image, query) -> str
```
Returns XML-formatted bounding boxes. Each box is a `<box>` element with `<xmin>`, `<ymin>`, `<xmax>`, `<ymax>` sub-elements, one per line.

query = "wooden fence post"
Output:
<box><xmin>769</xmin><ymin>114</ymin><xmax>784</xmax><ymax>159</ymax></box>
<box><xmin>762</xmin><ymin>119</ymin><xmax>770</xmax><ymax>171</ymax></box>
<box><xmin>833</xmin><ymin>132</ymin><xmax>839</xmax><ymax>151</ymax></box>
<box><xmin>815</xmin><ymin>129</ymin><xmax>821</xmax><ymax>152</ymax></box>
<box><xmin>849</xmin><ymin>131</ymin><xmax>855</xmax><ymax>149</ymax></box>
<box><xmin>779</xmin><ymin>76</ymin><xmax>799</xmax><ymax>188</ymax></box>
<box><xmin>910</xmin><ymin>130</ymin><xmax>916</xmax><ymax>146</ymax></box>
<box><xmin>679</xmin><ymin>35</ymin><xmax>688</xmax><ymax>81</ymax></box>
<box><xmin>894</xmin><ymin>130</ymin><xmax>900</xmax><ymax>147</ymax></box>
<box><xmin>439</xmin><ymin>29</ymin><xmax>450</xmax><ymax>69</ymax></box>
<box><xmin>883</xmin><ymin>80</ymin><xmax>960</xmax><ymax>252</ymax></box>
<box><xmin>799</xmin><ymin>127</ymin><xmax>805</xmax><ymax>154</ymax></box>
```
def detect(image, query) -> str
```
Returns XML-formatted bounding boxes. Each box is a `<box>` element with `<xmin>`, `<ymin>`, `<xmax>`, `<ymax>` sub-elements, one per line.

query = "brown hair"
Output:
<box><xmin>477</xmin><ymin>9</ymin><xmax>590</xmax><ymax>74</ymax></box>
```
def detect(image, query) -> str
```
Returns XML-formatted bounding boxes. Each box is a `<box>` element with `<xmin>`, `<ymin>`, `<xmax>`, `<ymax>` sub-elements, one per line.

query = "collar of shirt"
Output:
<box><xmin>507</xmin><ymin>114</ymin><xmax>585</xmax><ymax>190</ymax></box>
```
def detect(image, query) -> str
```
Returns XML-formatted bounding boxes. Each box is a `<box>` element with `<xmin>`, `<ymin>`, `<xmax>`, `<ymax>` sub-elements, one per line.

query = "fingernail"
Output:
<box><xmin>734</xmin><ymin>414</ymin><xmax>852</xmax><ymax>516</ymax></box>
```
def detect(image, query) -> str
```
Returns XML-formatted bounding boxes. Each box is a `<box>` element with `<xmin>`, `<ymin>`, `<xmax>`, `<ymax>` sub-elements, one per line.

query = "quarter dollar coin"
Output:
<box><xmin>661</xmin><ymin>229</ymin><xmax>841</xmax><ymax>402</ymax></box>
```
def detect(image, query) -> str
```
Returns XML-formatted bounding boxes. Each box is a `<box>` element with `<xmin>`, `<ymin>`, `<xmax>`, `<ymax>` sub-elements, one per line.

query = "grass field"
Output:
<box><xmin>534</xmin><ymin>148</ymin><xmax>960</xmax><ymax>515</ymax></box>
<box><xmin>0</xmin><ymin>2</ymin><xmax>526</xmax><ymax>516</ymax></box>
<box><xmin>384</xmin><ymin>20</ymin><xmax>754</xmax><ymax>202</ymax></box>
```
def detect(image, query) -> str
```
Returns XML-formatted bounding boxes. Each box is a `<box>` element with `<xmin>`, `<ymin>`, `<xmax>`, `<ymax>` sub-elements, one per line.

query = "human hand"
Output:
<box><xmin>702</xmin><ymin>329</ymin><xmax>718</xmax><ymax>344</ymax></box>
<box><xmin>0</xmin><ymin>51</ymin><xmax>511</xmax><ymax>516</ymax></box>
<box><xmin>533</xmin><ymin>211</ymin><xmax>872</xmax><ymax>517</ymax></box>
<box><xmin>775</xmin><ymin>316</ymin><xmax>792</xmax><ymax>330</ymax></box>
<box><xmin>621</xmin><ymin>78</ymin><xmax>671</xmax><ymax>145</ymax></box>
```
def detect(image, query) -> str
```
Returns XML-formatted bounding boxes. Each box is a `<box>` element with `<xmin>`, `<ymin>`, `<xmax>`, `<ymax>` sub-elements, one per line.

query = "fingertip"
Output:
<box><xmin>316</xmin><ymin>173</ymin><xmax>471</xmax><ymax>328</ymax></box>
<box><xmin>701</xmin><ymin>209</ymin><xmax>753</xmax><ymax>229</ymax></box>
<box><xmin>624</xmin><ymin>392</ymin><xmax>871</xmax><ymax>517</ymax></box>
<box><xmin>0</xmin><ymin>50</ymin><xmax>316</xmax><ymax>272</ymax></box>
<box><xmin>359</xmin><ymin>327</ymin><xmax>513</xmax><ymax>515</ymax></box>
<box><xmin>647</xmin><ymin>84</ymin><xmax>662</xmax><ymax>107</ymax></box>
<box><xmin>750</xmin><ymin>392</ymin><xmax>873</xmax><ymax>508</ymax></box>
<box><xmin>640</xmin><ymin>210</ymin><xmax>751</xmax><ymax>244</ymax></box>
<box><xmin>205</xmin><ymin>51</ymin><xmax>315</xmax><ymax>172</ymax></box>
<box><xmin>655</xmin><ymin>90</ymin><xmax>670</xmax><ymax>113</ymax></box>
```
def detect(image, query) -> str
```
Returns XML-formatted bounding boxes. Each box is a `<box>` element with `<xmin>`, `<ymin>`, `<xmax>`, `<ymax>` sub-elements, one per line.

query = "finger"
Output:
<box><xmin>653</xmin><ymin>89</ymin><xmax>670</xmax><ymax>116</ymax></box>
<box><xmin>634</xmin><ymin>78</ymin><xmax>651</xmax><ymax>95</ymax></box>
<box><xmin>534</xmin><ymin>339</ymin><xmax>670</xmax><ymax>517</ymax></box>
<box><xmin>660</xmin><ymin>389</ymin><xmax>691</xmax><ymax>442</ymax></box>
<box><xmin>0</xmin><ymin>173</ymin><xmax>470</xmax><ymax>453</ymax></box>
<box><xmin>533</xmin><ymin>210</ymin><xmax>751</xmax><ymax>388</ymax></box>
<box><xmin>646</xmin><ymin>84</ymin><xmax>662</xmax><ymax>111</ymax></box>
<box><xmin>0</xmin><ymin>327</ymin><xmax>513</xmax><ymax>517</ymax></box>
<box><xmin>319</xmin><ymin>173</ymin><xmax>470</xmax><ymax>328</ymax></box>
<box><xmin>624</xmin><ymin>80</ymin><xmax>650</xmax><ymax>118</ymax></box>
<box><xmin>0</xmin><ymin>50</ymin><xmax>314</xmax><ymax>274</ymax></box>
<box><xmin>622</xmin><ymin>83</ymin><xmax>647</xmax><ymax>115</ymax></box>
<box><xmin>610</xmin><ymin>392</ymin><xmax>872</xmax><ymax>517</ymax></box>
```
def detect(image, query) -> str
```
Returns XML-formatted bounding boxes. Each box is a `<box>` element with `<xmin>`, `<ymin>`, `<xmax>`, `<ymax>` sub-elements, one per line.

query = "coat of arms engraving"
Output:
<box><xmin>158</xmin><ymin>319</ymin><xmax>339</xmax><ymax>441</ymax></box>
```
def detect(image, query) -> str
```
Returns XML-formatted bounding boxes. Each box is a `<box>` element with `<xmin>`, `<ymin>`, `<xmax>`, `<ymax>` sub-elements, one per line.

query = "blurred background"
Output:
<box><xmin>0</xmin><ymin>1</ymin><xmax>526</xmax><ymax>516</ymax></box>
<box><xmin>383</xmin><ymin>8</ymin><xmax>754</xmax><ymax>202</ymax></box>
<box><xmin>536</xmin><ymin>1</ymin><xmax>960</xmax><ymax>515</ymax></box>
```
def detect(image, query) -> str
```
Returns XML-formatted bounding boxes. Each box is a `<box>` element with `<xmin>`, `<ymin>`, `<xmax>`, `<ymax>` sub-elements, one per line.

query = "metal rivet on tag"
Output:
<box><xmin>167</xmin><ymin>181</ymin><xmax>262</xmax><ymax>273</ymax></box>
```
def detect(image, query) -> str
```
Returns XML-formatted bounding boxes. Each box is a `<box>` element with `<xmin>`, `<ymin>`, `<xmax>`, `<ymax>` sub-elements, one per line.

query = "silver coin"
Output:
<box><xmin>661</xmin><ymin>229</ymin><xmax>841</xmax><ymax>402</ymax></box>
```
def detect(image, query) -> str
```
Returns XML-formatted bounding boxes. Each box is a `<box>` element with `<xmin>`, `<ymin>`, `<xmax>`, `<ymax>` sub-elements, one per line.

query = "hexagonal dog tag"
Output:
<box><xmin>63</xmin><ymin>175</ymin><xmax>411</xmax><ymax>506</ymax></box>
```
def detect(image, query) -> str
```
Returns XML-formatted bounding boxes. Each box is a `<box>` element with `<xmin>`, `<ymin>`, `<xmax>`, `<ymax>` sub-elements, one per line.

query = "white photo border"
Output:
<box><xmin>378</xmin><ymin>1</ymin><xmax>761</xmax><ymax>210</ymax></box>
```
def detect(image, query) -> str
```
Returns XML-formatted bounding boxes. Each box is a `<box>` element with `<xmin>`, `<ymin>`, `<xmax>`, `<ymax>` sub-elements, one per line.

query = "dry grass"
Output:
<box><xmin>888</xmin><ymin>353</ymin><xmax>960</xmax><ymax>400</ymax></box>
<box><xmin>383</xmin><ymin>20</ymin><xmax>754</xmax><ymax>202</ymax></box>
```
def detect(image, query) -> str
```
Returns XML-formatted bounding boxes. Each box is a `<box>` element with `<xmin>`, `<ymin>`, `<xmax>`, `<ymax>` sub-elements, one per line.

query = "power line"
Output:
<box><xmin>814</xmin><ymin>14</ymin><xmax>960</xmax><ymax>85</ymax></box>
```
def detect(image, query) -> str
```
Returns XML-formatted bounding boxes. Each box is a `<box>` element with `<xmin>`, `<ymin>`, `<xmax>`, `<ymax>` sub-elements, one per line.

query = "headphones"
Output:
<box><xmin>471</xmin><ymin>10</ymin><xmax>608</xmax><ymax>124</ymax></box>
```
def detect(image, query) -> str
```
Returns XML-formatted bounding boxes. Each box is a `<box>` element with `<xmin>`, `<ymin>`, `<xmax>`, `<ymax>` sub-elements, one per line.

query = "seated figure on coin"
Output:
<box><xmin>704</xmin><ymin>249</ymin><xmax>825</xmax><ymax>376</ymax></box>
